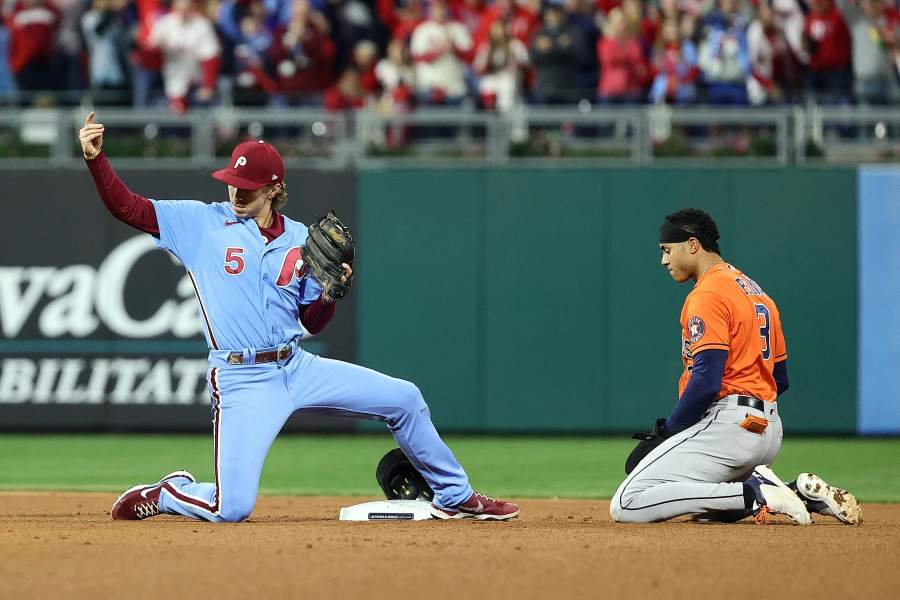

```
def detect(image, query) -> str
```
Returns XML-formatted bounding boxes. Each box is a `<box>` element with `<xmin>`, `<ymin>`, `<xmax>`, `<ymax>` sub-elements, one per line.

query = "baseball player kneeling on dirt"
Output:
<box><xmin>610</xmin><ymin>209</ymin><xmax>861</xmax><ymax>526</ymax></box>
<box><xmin>79</xmin><ymin>112</ymin><xmax>519</xmax><ymax>523</ymax></box>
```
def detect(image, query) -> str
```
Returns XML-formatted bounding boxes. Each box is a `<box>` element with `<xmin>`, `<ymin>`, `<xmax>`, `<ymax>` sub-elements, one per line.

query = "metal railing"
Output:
<box><xmin>0</xmin><ymin>105</ymin><xmax>897</xmax><ymax>169</ymax></box>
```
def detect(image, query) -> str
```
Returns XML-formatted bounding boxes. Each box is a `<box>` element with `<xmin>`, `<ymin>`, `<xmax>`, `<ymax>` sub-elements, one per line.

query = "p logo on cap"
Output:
<box><xmin>212</xmin><ymin>140</ymin><xmax>285</xmax><ymax>190</ymax></box>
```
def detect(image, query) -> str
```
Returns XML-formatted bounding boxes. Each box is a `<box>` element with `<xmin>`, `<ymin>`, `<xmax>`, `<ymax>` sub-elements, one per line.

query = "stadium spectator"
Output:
<box><xmin>649</xmin><ymin>18</ymin><xmax>699</xmax><ymax>104</ymax></box>
<box><xmin>803</xmin><ymin>0</ymin><xmax>853</xmax><ymax>104</ymax></box>
<box><xmin>654</xmin><ymin>0</ymin><xmax>680</xmax><ymax>24</ymax></box>
<box><xmin>352</xmin><ymin>39</ymin><xmax>381</xmax><ymax>97</ymax></box>
<box><xmin>270</xmin><ymin>0</ymin><xmax>336</xmax><ymax>106</ymax></box>
<box><xmin>217</xmin><ymin>0</ymin><xmax>260</xmax><ymax>46</ymax></box>
<box><xmin>837</xmin><ymin>0</ymin><xmax>900</xmax><ymax>104</ymax></box>
<box><xmin>770</xmin><ymin>0</ymin><xmax>807</xmax><ymax>63</ymax></box>
<box><xmin>530</xmin><ymin>0</ymin><xmax>580</xmax><ymax>104</ymax></box>
<box><xmin>324</xmin><ymin>0</ymin><xmax>382</xmax><ymax>72</ymax></box>
<box><xmin>679</xmin><ymin>9</ymin><xmax>698</xmax><ymax>44</ymax></box>
<box><xmin>450</xmin><ymin>0</ymin><xmax>486</xmax><ymax>35</ymax></box>
<box><xmin>473</xmin><ymin>19</ymin><xmax>529</xmax><ymax>110</ymax></box>
<box><xmin>473</xmin><ymin>0</ymin><xmax>540</xmax><ymax>48</ymax></box>
<box><xmin>747</xmin><ymin>0</ymin><xmax>803</xmax><ymax>105</ymax></box>
<box><xmin>562</xmin><ymin>0</ymin><xmax>599</xmax><ymax>99</ymax></box>
<box><xmin>5</xmin><ymin>0</ymin><xmax>62</xmax><ymax>95</ymax></box>
<box><xmin>56</xmin><ymin>0</ymin><xmax>89</xmax><ymax>93</ymax></box>
<box><xmin>597</xmin><ymin>7</ymin><xmax>648</xmax><ymax>103</ymax></box>
<box><xmin>130</xmin><ymin>0</ymin><xmax>166</xmax><ymax>108</ymax></box>
<box><xmin>147</xmin><ymin>0</ymin><xmax>221</xmax><ymax>112</ymax></box>
<box><xmin>698</xmin><ymin>0</ymin><xmax>751</xmax><ymax>105</ymax></box>
<box><xmin>374</xmin><ymin>37</ymin><xmax>414</xmax><ymax>147</ymax></box>
<box><xmin>263</xmin><ymin>0</ymin><xmax>312</xmax><ymax>29</ymax></box>
<box><xmin>324</xmin><ymin>65</ymin><xmax>366</xmax><ymax>109</ymax></box>
<box><xmin>621</xmin><ymin>0</ymin><xmax>655</xmax><ymax>49</ymax></box>
<box><xmin>376</xmin><ymin>0</ymin><xmax>425</xmax><ymax>41</ymax></box>
<box><xmin>0</xmin><ymin>0</ymin><xmax>894</xmax><ymax>112</ymax></box>
<box><xmin>81</xmin><ymin>0</ymin><xmax>136</xmax><ymax>105</ymax></box>
<box><xmin>375</xmin><ymin>36</ymin><xmax>415</xmax><ymax>107</ymax></box>
<box><xmin>230</xmin><ymin>1</ymin><xmax>276</xmax><ymax>105</ymax></box>
<box><xmin>410</xmin><ymin>0</ymin><xmax>472</xmax><ymax>105</ymax></box>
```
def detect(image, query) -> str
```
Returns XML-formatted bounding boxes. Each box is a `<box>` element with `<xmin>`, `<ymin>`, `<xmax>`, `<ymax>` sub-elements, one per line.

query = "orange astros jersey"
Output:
<box><xmin>678</xmin><ymin>263</ymin><xmax>786</xmax><ymax>402</ymax></box>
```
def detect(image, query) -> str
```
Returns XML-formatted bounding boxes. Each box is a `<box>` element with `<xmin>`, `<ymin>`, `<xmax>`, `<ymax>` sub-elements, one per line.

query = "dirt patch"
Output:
<box><xmin>1</xmin><ymin>493</ymin><xmax>898</xmax><ymax>599</ymax></box>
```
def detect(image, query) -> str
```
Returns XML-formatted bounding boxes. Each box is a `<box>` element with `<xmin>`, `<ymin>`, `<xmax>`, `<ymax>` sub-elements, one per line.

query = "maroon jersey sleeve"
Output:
<box><xmin>86</xmin><ymin>152</ymin><xmax>160</xmax><ymax>237</ymax></box>
<box><xmin>299</xmin><ymin>296</ymin><xmax>336</xmax><ymax>334</ymax></box>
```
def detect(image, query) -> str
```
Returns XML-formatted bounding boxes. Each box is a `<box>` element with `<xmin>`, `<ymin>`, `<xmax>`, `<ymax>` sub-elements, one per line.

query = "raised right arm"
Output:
<box><xmin>81</xmin><ymin>112</ymin><xmax>160</xmax><ymax>237</ymax></box>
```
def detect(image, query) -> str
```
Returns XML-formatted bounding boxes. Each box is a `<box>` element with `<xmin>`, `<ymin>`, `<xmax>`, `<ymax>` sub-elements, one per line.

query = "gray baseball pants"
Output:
<box><xmin>610</xmin><ymin>395</ymin><xmax>782</xmax><ymax>523</ymax></box>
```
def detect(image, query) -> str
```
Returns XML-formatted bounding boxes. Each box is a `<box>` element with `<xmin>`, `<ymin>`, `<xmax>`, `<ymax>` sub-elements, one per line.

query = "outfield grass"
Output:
<box><xmin>1</xmin><ymin>434</ymin><xmax>898</xmax><ymax>502</ymax></box>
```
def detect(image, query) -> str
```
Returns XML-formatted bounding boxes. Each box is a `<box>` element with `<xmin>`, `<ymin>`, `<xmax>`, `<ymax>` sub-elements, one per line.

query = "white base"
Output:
<box><xmin>338</xmin><ymin>499</ymin><xmax>434</xmax><ymax>521</ymax></box>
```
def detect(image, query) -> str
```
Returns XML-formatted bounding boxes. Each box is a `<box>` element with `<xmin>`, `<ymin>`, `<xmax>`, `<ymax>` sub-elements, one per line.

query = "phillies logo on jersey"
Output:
<box><xmin>687</xmin><ymin>316</ymin><xmax>705</xmax><ymax>343</ymax></box>
<box><xmin>275</xmin><ymin>247</ymin><xmax>304</xmax><ymax>286</ymax></box>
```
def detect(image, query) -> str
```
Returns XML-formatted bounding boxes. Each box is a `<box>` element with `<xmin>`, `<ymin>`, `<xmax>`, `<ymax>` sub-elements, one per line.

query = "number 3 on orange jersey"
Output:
<box><xmin>755</xmin><ymin>303</ymin><xmax>771</xmax><ymax>360</ymax></box>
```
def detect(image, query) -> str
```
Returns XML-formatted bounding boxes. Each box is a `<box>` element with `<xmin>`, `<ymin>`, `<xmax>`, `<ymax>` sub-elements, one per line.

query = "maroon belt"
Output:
<box><xmin>226</xmin><ymin>345</ymin><xmax>293</xmax><ymax>365</ymax></box>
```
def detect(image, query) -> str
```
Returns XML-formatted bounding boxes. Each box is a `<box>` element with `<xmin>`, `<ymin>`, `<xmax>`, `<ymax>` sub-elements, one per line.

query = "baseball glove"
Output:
<box><xmin>301</xmin><ymin>210</ymin><xmax>355</xmax><ymax>300</ymax></box>
<box><xmin>625</xmin><ymin>418</ymin><xmax>669</xmax><ymax>475</ymax></box>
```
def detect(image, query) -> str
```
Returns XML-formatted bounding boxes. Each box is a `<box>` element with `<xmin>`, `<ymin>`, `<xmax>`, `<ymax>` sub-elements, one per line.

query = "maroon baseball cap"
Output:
<box><xmin>212</xmin><ymin>140</ymin><xmax>285</xmax><ymax>190</ymax></box>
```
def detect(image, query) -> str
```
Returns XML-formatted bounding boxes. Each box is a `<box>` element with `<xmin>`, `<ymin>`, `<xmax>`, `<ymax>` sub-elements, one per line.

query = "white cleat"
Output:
<box><xmin>795</xmin><ymin>473</ymin><xmax>862</xmax><ymax>525</ymax></box>
<box><xmin>751</xmin><ymin>465</ymin><xmax>812</xmax><ymax>526</ymax></box>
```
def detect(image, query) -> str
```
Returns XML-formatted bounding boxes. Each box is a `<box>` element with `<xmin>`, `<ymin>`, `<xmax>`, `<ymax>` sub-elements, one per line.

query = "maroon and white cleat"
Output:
<box><xmin>430</xmin><ymin>492</ymin><xmax>520</xmax><ymax>521</ymax></box>
<box><xmin>110</xmin><ymin>471</ymin><xmax>195</xmax><ymax>521</ymax></box>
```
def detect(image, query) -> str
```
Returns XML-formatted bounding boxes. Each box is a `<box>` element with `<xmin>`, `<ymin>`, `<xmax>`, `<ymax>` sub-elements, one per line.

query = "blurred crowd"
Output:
<box><xmin>1</xmin><ymin>0</ymin><xmax>899</xmax><ymax>113</ymax></box>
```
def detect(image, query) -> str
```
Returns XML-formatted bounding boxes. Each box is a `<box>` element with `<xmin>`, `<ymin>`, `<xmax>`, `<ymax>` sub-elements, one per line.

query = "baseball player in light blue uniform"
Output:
<box><xmin>77</xmin><ymin>113</ymin><xmax>520</xmax><ymax>522</ymax></box>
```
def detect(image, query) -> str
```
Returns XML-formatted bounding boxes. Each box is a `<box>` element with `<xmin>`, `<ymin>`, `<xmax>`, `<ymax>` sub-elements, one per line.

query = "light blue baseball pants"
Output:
<box><xmin>158</xmin><ymin>348</ymin><xmax>473</xmax><ymax>521</ymax></box>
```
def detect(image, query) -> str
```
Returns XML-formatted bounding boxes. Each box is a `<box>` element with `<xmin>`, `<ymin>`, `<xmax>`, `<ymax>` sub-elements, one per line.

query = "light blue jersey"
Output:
<box><xmin>143</xmin><ymin>198</ymin><xmax>474</xmax><ymax>521</ymax></box>
<box><xmin>152</xmin><ymin>200</ymin><xmax>322</xmax><ymax>351</ymax></box>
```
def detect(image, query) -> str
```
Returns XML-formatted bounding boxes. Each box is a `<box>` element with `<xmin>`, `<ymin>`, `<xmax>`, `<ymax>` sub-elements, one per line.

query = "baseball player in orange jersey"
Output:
<box><xmin>610</xmin><ymin>208</ymin><xmax>861</xmax><ymax>525</ymax></box>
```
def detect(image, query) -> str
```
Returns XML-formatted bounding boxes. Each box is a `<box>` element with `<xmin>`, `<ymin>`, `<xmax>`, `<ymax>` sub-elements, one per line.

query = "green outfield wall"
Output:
<box><xmin>0</xmin><ymin>166</ymin><xmax>867</xmax><ymax>434</ymax></box>
<box><xmin>357</xmin><ymin>168</ymin><xmax>857</xmax><ymax>434</ymax></box>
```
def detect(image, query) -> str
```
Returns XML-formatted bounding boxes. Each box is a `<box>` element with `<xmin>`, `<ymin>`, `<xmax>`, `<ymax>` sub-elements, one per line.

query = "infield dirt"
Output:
<box><xmin>1</xmin><ymin>493</ymin><xmax>898</xmax><ymax>599</ymax></box>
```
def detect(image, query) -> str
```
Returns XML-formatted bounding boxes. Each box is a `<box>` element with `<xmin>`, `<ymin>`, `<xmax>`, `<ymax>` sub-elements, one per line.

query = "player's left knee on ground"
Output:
<box><xmin>609</xmin><ymin>494</ymin><xmax>627</xmax><ymax>523</ymax></box>
<box><xmin>217</xmin><ymin>494</ymin><xmax>256</xmax><ymax>523</ymax></box>
<box><xmin>609</xmin><ymin>487</ymin><xmax>650</xmax><ymax>523</ymax></box>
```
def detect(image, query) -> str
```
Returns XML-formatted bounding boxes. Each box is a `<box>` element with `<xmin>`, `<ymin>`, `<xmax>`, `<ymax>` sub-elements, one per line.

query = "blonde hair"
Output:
<box><xmin>272</xmin><ymin>181</ymin><xmax>288</xmax><ymax>210</ymax></box>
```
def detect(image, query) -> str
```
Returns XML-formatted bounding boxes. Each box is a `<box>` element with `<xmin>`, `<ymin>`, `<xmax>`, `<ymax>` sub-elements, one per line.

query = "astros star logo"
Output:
<box><xmin>687</xmin><ymin>316</ymin><xmax>705</xmax><ymax>343</ymax></box>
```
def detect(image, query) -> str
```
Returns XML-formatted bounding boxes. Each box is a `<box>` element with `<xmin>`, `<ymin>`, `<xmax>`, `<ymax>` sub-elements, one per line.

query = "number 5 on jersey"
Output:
<box><xmin>224</xmin><ymin>247</ymin><xmax>245</xmax><ymax>275</ymax></box>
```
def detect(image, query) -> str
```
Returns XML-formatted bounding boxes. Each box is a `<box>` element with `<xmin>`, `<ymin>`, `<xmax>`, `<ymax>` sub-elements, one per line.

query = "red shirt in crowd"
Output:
<box><xmin>324</xmin><ymin>89</ymin><xmax>366</xmax><ymax>111</ymax></box>
<box><xmin>804</xmin><ymin>4</ymin><xmax>851</xmax><ymax>71</ymax></box>
<box><xmin>270</xmin><ymin>24</ymin><xmax>337</xmax><ymax>95</ymax></box>
<box><xmin>595</xmin><ymin>0</ymin><xmax>622</xmax><ymax>15</ymax></box>
<box><xmin>358</xmin><ymin>65</ymin><xmax>380</xmax><ymax>95</ymax></box>
<box><xmin>597</xmin><ymin>36</ymin><xmax>647</xmax><ymax>97</ymax></box>
<box><xmin>886</xmin><ymin>6</ymin><xmax>900</xmax><ymax>53</ymax></box>
<box><xmin>473</xmin><ymin>2</ymin><xmax>540</xmax><ymax>50</ymax></box>
<box><xmin>377</xmin><ymin>0</ymin><xmax>426</xmax><ymax>41</ymax></box>
<box><xmin>133</xmin><ymin>0</ymin><xmax>164</xmax><ymax>69</ymax></box>
<box><xmin>449</xmin><ymin>0</ymin><xmax>487</xmax><ymax>35</ymax></box>
<box><xmin>653</xmin><ymin>42</ymin><xmax>700</xmax><ymax>97</ymax></box>
<box><xmin>5</xmin><ymin>0</ymin><xmax>61</xmax><ymax>73</ymax></box>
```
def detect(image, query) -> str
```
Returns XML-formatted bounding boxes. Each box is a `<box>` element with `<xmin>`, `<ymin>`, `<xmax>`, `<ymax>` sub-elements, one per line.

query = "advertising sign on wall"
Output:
<box><xmin>0</xmin><ymin>169</ymin><xmax>357</xmax><ymax>431</ymax></box>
